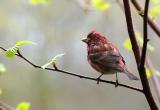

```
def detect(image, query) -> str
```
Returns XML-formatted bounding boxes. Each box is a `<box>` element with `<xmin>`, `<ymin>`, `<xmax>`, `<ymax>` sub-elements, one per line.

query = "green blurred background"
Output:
<box><xmin>0</xmin><ymin>0</ymin><xmax>160</xmax><ymax>110</ymax></box>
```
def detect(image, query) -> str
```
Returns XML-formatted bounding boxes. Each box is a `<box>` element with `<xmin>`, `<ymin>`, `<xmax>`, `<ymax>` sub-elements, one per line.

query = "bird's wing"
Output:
<box><xmin>88</xmin><ymin>51</ymin><xmax>125</xmax><ymax>72</ymax></box>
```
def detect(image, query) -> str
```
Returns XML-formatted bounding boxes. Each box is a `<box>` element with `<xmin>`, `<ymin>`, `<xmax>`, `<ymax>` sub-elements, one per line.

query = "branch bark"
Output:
<box><xmin>0</xmin><ymin>46</ymin><xmax>142</xmax><ymax>93</ymax></box>
<box><xmin>131</xmin><ymin>0</ymin><xmax>160</xmax><ymax>37</ymax></box>
<box><xmin>122</xmin><ymin>0</ymin><xmax>158</xmax><ymax>110</ymax></box>
<box><xmin>138</xmin><ymin>0</ymin><xmax>158</xmax><ymax>109</ymax></box>
<box><xmin>122</xmin><ymin>0</ymin><xmax>141</xmax><ymax>65</ymax></box>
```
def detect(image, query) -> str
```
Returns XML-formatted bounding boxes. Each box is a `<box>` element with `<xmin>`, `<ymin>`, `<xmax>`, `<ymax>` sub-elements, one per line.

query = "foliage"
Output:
<box><xmin>29</xmin><ymin>0</ymin><xmax>49</xmax><ymax>5</ymax></box>
<box><xmin>123</xmin><ymin>32</ymin><xmax>155</xmax><ymax>52</ymax></box>
<box><xmin>150</xmin><ymin>6</ymin><xmax>160</xmax><ymax>19</ymax></box>
<box><xmin>123</xmin><ymin>38</ymin><xmax>132</xmax><ymax>51</ymax></box>
<box><xmin>91</xmin><ymin>0</ymin><xmax>110</xmax><ymax>11</ymax></box>
<box><xmin>42</xmin><ymin>53</ymin><xmax>65</xmax><ymax>69</ymax></box>
<box><xmin>146</xmin><ymin>68</ymin><xmax>152</xmax><ymax>78</ymax></box>
<box><xmin>150</xmin><ymin>0</ymin><xmax>160</xmax><ymax>19</ymax></box>
<box><xmin>5</xmin><ymin>40</ymin><xmax>35</xmax><ymax>58</ymax></box>
<box><xmin>16</xmin><ymin>102</ymin><xmax>31</xmax><ymax>110</ymax></box>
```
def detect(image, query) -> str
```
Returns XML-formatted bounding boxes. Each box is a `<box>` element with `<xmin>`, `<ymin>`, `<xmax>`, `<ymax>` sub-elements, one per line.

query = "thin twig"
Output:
<box><xmin>141</xmin><ymin>0</ymin><xmax>149</xmax><ymax>66</ymax></box>
<box><xmin>123</xmin><ymin>0</ymin><xmax>158</xmax><ymax>109</ymax></box>
<box><xmin>138</xmin><ymin>0</ymin><xmax>158</xmax><ymax>109</ymax></box>
<box><xmin>116</xmin><ymin>0</ymin><xmax>160</xmax><ymax>106</ymax></box>
<box><xmin>122</xmin><ymin>0</ymin><xmax>141</xmax><ymax>65</ymax></box>
<box><xmin>0</xmin><ymin>46</ymin><xmax>142</xmax><ymax>93</ymax></box>
<box><xmin>131</xmin><ymin>0</ymin><xmax>160</xmax><ymax>37</ymax></box>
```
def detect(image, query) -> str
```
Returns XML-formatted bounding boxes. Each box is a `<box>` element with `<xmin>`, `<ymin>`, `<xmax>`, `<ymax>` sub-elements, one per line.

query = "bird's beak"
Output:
<box><xmin>82</xmin><ymin>38</ymin><xmax>88</xmax><ymax>43</ymax></box>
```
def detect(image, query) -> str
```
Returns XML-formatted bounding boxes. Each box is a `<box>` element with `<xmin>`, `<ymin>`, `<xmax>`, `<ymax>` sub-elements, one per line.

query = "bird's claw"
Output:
<box><xmin>115</xmin><ymin>80</ymin><xmax>118</xmax><ymax>88</ymax></box>
<box><xmin>96</xmin><ymin>77</ymin><xmax>101</xmax><ymax>84</ymax></box>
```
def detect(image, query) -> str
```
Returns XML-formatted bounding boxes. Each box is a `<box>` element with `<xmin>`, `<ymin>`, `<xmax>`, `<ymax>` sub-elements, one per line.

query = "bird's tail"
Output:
<box><xmin>124</xmin><ymin>69</ymin><xmax>139</xmax><ymax>80</ymax></box>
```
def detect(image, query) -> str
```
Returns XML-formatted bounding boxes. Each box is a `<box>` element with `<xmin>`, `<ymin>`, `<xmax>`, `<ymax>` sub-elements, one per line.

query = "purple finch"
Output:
<box><xmin>82</xmin><ymin>31</ymin><xmax>139</xmax><ymax>84</ymax></box>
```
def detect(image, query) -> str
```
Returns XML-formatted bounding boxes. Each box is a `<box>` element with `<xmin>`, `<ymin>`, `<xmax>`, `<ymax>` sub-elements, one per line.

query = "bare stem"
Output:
<box><xmin>122</xmin><ymin>0</ymin><xmax>157</xmax><ymax>109</ymax></box>
<box><xmin>0</xmin><ymin>46</ymin><xmax>142</xmax><ymax>92</ymax></box>
<box><xmin>122</xmin><ymin>0</ymin><xmax>141</xmax><ymax>65</ymax></box>
<box><xmin>138</xmin><ymin>0</ymin><xmax>158</xmax><ymax>109</ymax></box>
<box><xmin>131</xmin><ymin>0</ymin><xmax>160</xmax><ymax>37</ymax></box>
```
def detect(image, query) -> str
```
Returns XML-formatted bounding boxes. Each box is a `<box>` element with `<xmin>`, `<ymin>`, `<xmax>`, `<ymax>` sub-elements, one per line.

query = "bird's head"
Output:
<box><xmin>82</xmin><ymin>31</ymin><xmax>108</xmax><ymax>46</ymax></box>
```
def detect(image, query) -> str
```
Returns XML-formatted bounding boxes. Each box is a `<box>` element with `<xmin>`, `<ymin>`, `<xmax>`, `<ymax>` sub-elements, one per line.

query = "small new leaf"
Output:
<box><xmin>91</xmin><ymin>0</ymin><xmax>110</xmax><ymax>11</ymax></box>
<box><xmin>16</xmin><ymin>40</ymin><xmax>36</xmax><ymax>47</ymax></box>
<box><xmin>146</xmin><ymin>68</ymin><xmax>152</xmax><ymax>78</ymax></box>
<box><xmin>150</xmin><ymin>6</ymin><xmax>160</xmax><ymax>19</ymax></box>
<box><xmin>51</xmin><ymin>53</ymin><xmax>65</xmax><ymax>65</ymax></box>
<box><xmin>123</xmin><ymin>39</ymin><xmax>132</xmax><ymax>51</ymax></box>
<box><xmin>16</xmin><ymin>102</ymin><xmax>30</xmax><ymax>110</ymax></box>
<box><xmin>41</xmin><ymin>53</ymin><xmax>65</xmax><ymax>69</ymax></box>
<box><xmin>5</xmin><ymin>47</ymin><xmax>18</xmax><ymax>58</ymax></box>
<box><xmin>123</xmin><ymin>32</ymin><xmax>155</xmax><ymax>52</ymax></box>
<box><xmin>29</xmin><ymin>0</ymin><xmax>49</xmax><ymax>5</ymax></box>
<box><xmin>5</xmin><ymin>40</ymin><xmax>35</xmax><ymax>59</ymax></box>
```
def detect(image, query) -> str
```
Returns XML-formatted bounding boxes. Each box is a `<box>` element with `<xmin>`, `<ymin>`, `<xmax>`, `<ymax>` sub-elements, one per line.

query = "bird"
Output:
<box><xmin>82</xmin><ymin>31</ymin><xmax>139</xmax><ymax>85</ymax></box>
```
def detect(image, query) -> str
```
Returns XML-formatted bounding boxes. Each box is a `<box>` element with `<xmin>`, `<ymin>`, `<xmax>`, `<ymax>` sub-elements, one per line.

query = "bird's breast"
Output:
<box><xmin>87</xmin><ymin>57</ymin><xmax>115</xmax><ymax>74</ymax></box>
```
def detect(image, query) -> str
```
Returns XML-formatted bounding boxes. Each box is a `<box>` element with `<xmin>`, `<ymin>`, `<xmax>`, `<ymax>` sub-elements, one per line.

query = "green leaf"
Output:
<box><xmin>5</xmin><ymin>40</ymin><xmax>35</xmax><ymax>59</ymax></box>
<box><xmin>123</xmin><ymin>39</ymin><xmax>132</xmax><ymax>51</ymax></box>
<box><xmin>16</xmin><ymin>102</ymin><xmax>30</xmax><ymax>110</ymax></box>
<box><xmin>0</xmin><ymin>63</ymin><xmax>6</xmax><ymax>73</ymax></box>
<box><xmin>15</xmin><ymin>40</ymin><xmax>36</xmax><ymax>47</ymax></box>
<box><xmin>51</xmin><ymin>53</ymin><xmax>65</xmax><ymax>65</ymax></box>
<box><xmin>123</xmin><ymin>32</ymin><xmax>155</xmax><ymax>52</ymax></box>
<box><xmin>150</xmin><ymin>6</ymin><xmax>160</xmax><ymax>19</ymax></box>
<box><xmin>146</xmin><ymin>68</ymin><xmax>152</xmax><ymax>78</ymax></box>
<box><xmin>5</xmin><ymin>47</ymin><xmax>18</xmax><ymax>58</ymax></box>
<box><xmin>41</xmin><ymin>53</ymin><xmax>65</xmax><ymax>69</ymax></box>
<box><xmin>91</xmin><ymin>0</ymin><xmax>110</xmax><ymax>11</ymax></box>
<box><xmin>29</xmin><ymin>0</ymin><xmax>49</xmax><ymax>5</ymax></box>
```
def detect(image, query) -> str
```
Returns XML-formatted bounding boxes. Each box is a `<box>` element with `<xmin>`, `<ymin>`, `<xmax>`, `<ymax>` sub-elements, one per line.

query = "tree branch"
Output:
<box><xmin>131</xmin><ymin>0</ymin><xmax>160</xmax><ymax>37</ymax></box>
<box><xmin>0</xmin><ymin>46</ymin><xmax>142</xmax><ymax>93</ymax></box>
<box><xmin>141</xmin><ymin>0</ymin><xmax>150</xmax><ymax>66</ymax></box>
<box><xmin>122</xmin><ymin>0</ymin><xmax>158</xmax><ymax>110</ymax></box>
<box><xmin>138</xmin><ymin>0</ymin><xmax>158</xmax><ymax>109</ymax></box>
<box><xmin>116</xmin><ymin>0</ymin><xmax>160</xmax><ymax>106</ymax></box>
<box><xmin>122</xmin><ymin>0</ymin><xmax>141</xmax><ymax>65</ymax></box>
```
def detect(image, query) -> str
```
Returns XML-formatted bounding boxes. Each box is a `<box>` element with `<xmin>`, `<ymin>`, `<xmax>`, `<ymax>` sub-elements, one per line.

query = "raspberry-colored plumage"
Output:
<box><xmin>82</xmin><ymin>31</ymin><xmax>139</xmax><ymax>82</ymax></box>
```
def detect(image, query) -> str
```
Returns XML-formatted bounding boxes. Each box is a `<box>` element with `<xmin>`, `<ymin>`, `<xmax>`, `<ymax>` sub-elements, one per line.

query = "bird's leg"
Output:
<box><xmin>97</xmin><ymin>74</ymin><xmax>103</xmax><ymax>84</ymax></box>
<box><xmin>115</xmin><ymin>73</ymin><xmax>118</xmax><ymax>87</ymax></box>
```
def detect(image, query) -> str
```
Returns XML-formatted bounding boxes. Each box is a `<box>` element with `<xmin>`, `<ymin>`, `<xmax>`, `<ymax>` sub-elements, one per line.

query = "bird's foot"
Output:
<box><xmin>96</xmin><ymin>74</ymin><xmax>103</xmax><ymax>84</ymax></box>
<box><xmin>96</xmin><ymin>77</ymin><xmax>101</xmax><ymax>84</ymax></box>
<box><xmin>115</xmin><ymin>80</ymin><xmax>118</xmax><ymax>88</ymax></box>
